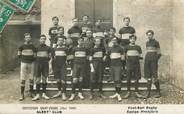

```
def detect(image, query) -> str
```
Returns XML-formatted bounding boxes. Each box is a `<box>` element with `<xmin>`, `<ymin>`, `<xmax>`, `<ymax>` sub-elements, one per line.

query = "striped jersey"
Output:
<box><xmin>18</xmin><ymin>43</ymin><xmax>36</xmax><ymax>63</ymax></box>
<box><xmin>36</xmin><ymin>44</ymin><xmax>52</xmax><ymax>62</ymax></box>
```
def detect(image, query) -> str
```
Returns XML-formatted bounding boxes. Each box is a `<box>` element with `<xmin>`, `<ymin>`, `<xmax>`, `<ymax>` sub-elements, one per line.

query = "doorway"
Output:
<box><xmin>75</xmin><ymin>0</ymin><xmax>113</xmax><ymax>29</ymax></box>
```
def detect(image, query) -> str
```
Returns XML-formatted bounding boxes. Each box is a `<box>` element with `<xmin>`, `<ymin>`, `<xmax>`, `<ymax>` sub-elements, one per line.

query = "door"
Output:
<box><xmin>75</xmin><ymin>0</ymin><xmax>113</xmax><ymax>29</ymax></box>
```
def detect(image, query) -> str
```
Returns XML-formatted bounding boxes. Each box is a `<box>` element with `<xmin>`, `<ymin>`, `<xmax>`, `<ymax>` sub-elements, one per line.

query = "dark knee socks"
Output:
<box><xmin>20</xmin><ymin>80</ymin><xmax>25</xmax><ymax>96</ymax></box>
<box><xmin>29</xmin><ymin>79</ymin><xmax>33</xmax><ymax>93</ymax></box>
<box><xmin>154</xmin><ymin>81</ymin><xmax>161</xmax><ymax>94</ymax></box>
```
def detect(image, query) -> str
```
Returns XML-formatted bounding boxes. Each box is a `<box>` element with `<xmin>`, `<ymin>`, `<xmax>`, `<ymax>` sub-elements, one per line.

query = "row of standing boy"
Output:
<box><xmin>18</xmin><ymin>15</ymin><xmax>161</xmax><ymax>102</ymax></box>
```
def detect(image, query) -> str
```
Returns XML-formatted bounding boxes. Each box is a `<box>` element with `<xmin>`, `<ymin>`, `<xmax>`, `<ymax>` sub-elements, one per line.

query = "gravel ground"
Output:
<box><xmin>0</xmin><ymin>68</ymin><xmax>184</xmax><ymax>104</ymax></box>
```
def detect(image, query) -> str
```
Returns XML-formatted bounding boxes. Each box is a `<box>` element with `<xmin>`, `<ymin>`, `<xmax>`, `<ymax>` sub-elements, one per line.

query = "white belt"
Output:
<box><xmin>93</xmin><ymin>52</ymin><xmax>103</xmax><ymax>58</ymax></box>
<box><xmin>146</xmin><ymin>50</ymin><xmax>157</xmax><ymax>52</ymax></box>
<box><xmin>93</xmin><ymin>32</ymin><xmax>104</xmax><ymax>37</ymax></box>
<box><xmin>126</xmin><ymin>50</ymin><xmax>140</xmax><ymax>56</ymax></box>
<box><xmin>37</xmin><ymin>51</ymin><xmax>49</xmax><ymax>57</ymax></box>
<box><xmin>75</xmin><ymin>51</ymin><xmax>86</xmax><ymax>57</ymax></box>
<box><xmin>21</xmin><ymin>49</ymin><xmax>34</xmax><ymax>56</ymax></box>
<box><xmin>70</xmin><ymin>33</ymin><xmax>80</xmax><ymax>37</ymax></box>
<box><xmin>110</xmin><ymin>53</ymin><xmax>121</xmax><ymax>59</ymax></box>
<box><xmin>147</xmin><ymin>46</ymin><xmax>157</xmax><ymax>50</ymax></box>
<box><xmin>51</xmin><ymin>29</ymin><xmax>58</xmax><ymax>34</ymax></box>
<box><xmin>55</xmin><ymin>51</ymin><xmax>66</xmax><ymax>56</ymax></box>
<box><xmin>67</xmin><ymin>55</ymin><xmax>74</xmax><ymax>60</ymax></box>
<box><xmin>121</xmin><ymin>33</ymin><xmax>131</xmax><ymax>39</ymax></box>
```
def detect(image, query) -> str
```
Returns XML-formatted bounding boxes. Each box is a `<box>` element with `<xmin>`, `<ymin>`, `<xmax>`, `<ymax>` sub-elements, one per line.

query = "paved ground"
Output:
<box><xmin>0</xmin><ymin>68</ymin><xmax>184</xmax><ymax>104</ymax></box>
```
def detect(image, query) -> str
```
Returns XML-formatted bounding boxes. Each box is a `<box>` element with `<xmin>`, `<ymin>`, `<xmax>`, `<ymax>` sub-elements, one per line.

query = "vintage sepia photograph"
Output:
<box><xmin>0</xmin><ymin>0</ymin><xmax>184</xmax><ymax>113</ymax></box>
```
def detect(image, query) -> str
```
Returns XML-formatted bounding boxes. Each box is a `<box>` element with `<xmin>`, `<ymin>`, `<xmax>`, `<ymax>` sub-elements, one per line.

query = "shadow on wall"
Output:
<box><xmin>0</xmin><ymin>25</ymin><xmax>40</xmax><ymax>73</ymax></box>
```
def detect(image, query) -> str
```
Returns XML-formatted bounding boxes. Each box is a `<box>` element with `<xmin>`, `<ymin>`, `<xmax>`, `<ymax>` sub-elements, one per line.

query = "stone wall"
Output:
<box><xmin>113</xmin><ymin>0</ymin><xmax>173</xmax><ymax>80</ymax></box>
<box><xmin>41</xmin><ymin>0</ymin><xmax>75</xmax><ymax>45</ymax></box>
<box><xmin>0</xmin><ymin>0</ymin><xmax>41</xmax><ymax>73</ymax></box>
<box><xmin>171</xmin><ymin>0</ymin><xmax>184</xmax><ymax>89</ymax></box>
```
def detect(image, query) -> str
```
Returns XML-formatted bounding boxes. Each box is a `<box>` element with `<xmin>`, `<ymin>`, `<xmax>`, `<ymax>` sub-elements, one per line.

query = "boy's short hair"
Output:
<box><xmin>109</xmin><ymin>27</ymin><xmax>116</xmax><ymax>32</ymax></box>
<box><xmin>24</xmin><ymin>33</ymin><xmax>31</xmax><ymax>36</ymax></box>
<box><xmin>123</xmin><ymin>17</ymin><xmax>130</xmax><ymax>21</ymax></box>
<box><xmin>129</xmin><ymin>34</ymin><xmax>137</xmax><ymax>40</ymax></box>
<box><xmin>52</xmin><ymin>16</ymin><xmax>59</xmax><ymax>21</ymax></box>
<box><xmin>146</xmin><ymin>30</ymin><xmax>154</xmax><ymax>35</ymax></box>
<box><xmin>40</xmin><ymin>34</ymin><xmax>46</xmax><ymax>39</ymax></box>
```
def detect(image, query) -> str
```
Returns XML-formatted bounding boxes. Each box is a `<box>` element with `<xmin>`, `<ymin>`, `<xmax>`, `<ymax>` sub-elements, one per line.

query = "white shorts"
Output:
<box><xmin>20</xmin><ymin>62</ymin><xmax>34</xmax><ymax>80</ymax></box>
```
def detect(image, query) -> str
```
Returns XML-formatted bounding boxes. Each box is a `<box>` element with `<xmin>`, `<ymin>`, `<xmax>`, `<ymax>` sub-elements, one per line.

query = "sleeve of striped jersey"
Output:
<box><xmin>119</xmin><ymin>28</ymin><xmax>123</xmax><ymax>34</ymax></box>
<box><xmin>138</xmin><ymin>46</ymin><xmax>142</xmax><ymax>54</ymax></box>
<box><xmin>48</xmin><ymin>27</ymin><xmax>52</xmax><ymax>36</ymax></box>
<box><xmin>132</xmin><ymin>27</ymin><xmax>136</xmax><ymax>34</ymax></box>
<box><xmin>79</xmin><ymin>28</ymin><xmax>82</xmax><ymax>34</ymax></box>
<box><xmin>156</xmin><ymin>41</ymin><xmax>161</xmax><ymax>54</ymax></box>
<box><xmin>67</xmin><ymin>28</ymin><xmax>71</xmax><ymax>34</ymax></box>
<box><xmin>18</xmin><ymin>46</ymin><xmax>22</xmax><ymax>56</ymax></box>
<box><xmin>103</xmin><ymin>47</ymin><xmax>106</xmax><ymax>56</ymax></box>
<box><xmin>51</xmin><ymin>49</ymin><xmax>55</xmax><ymax>58</ymax></box>
<box><xmin>156</xmin><ymin>41</ymin><xmax>160</xmax><ymax>49</ymax></box>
